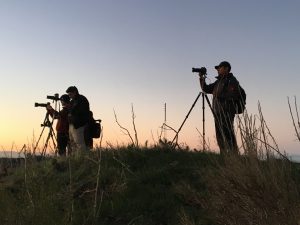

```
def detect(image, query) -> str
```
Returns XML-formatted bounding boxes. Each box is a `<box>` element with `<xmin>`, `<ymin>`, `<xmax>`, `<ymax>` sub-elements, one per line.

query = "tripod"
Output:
<box><xmin>171</xmin><ymin>91</ymin><xmax>213</xmax><ymax>150</ymax></box>
<box><xmin>33</xmin><ymin>112</ymin><xmax>57</xmax><ymax>156</ymax></box>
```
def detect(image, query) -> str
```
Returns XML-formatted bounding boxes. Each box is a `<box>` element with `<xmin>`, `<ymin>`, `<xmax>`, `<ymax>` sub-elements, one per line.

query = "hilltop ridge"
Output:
<box><xmin>0</xmin><ymin>147</ymin><xmax>300</xmax><ymax>225</ymax></box>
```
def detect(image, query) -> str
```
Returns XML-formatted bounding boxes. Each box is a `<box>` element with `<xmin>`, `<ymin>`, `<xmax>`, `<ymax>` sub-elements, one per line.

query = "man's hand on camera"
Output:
<box><xmin>46</xmin><ymin>105</ymin><xmax>53</xmax><ymax>110</ymax></box>
<box><xmin>199</xmin><ymin>73</ymin><xmax>205</xmax><ymax>79</ymax></box>
<box><xmin>199</xmin><ymin>67</ymin><xmax>206</xmax><ymax>78</ymax></box>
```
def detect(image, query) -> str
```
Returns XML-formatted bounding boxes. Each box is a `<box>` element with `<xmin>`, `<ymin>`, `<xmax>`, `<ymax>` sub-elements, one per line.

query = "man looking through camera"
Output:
<box><xmin>66</xmin><ymin>86</ymin><xmax>90</xmax><ymax>153</ymax></box>
<box><xmin>199</xmin><ymin>61</ymin><xmax>241</xmax><ymax>154</ymax></box>
<box><xmin>46</xmin><ymin>94</ymin><xmax>71</xmax><ymax>156</ymax></box>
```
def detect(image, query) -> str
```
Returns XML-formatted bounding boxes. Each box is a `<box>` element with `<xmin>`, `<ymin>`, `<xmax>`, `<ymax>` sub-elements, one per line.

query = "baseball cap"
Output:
<box><xmin>215</xmin><ymin>61</ymin><xmax>231</xmax><ymax>71</ymax></box>
<box><xmin>66</xmin><ymin>86</ymin><xmax>78</xmax><ymax>93</ymax></box>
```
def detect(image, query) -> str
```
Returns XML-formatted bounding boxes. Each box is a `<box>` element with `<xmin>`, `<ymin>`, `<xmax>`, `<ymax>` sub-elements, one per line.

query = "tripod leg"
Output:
<box><xmin>201</xmin><ymin>93</ymin><xmax>217</xmax><ymax>151</ymax></box>
<box><xmin>38</xmin><ymin>112</ymin><xmax>57</xmax><ymax>157</ymax></box>
<box><xmin>49</xmin><ymin>127</ymin><xmax>57</xmax><ymax>154</ymax></box>
<box><xmin>202</xmin><ymin>93</ymin><xmax>205</xmax><ymax>151</ymax></box>
<box><xmin>33</xmin><ymin>126</ymin><xmax>46</xmax><ymax>154</ymax></box>
<box><xmin>171</xmin><ymin>92</ymin><xmax>202</xmax><ymax>146</ymax></box>
<box><xmin>41</xmin><ymin>126</ymin><xmax>57</xmax><ymax>157</ymax></box>
<box><xmin>204</xmin><ymin>94</ymin><xmax>214</xmax><ymax>117</ymax></box>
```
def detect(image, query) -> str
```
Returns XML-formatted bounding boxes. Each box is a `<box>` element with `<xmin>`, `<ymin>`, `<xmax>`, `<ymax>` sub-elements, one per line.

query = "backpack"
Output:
<box><xmin>88</xmin><ymin>111</ymin><xmax>102</xmax><ymax>138</ymax></box>
<box><xmin>235</xmin><ymin>84</ymin><xmax>246</xmax><ymax>114</ymax></box>
<box><xmin>224</xmin><ymin>76</ymin><xmax>246</xmax><ymax>114</ymax></box>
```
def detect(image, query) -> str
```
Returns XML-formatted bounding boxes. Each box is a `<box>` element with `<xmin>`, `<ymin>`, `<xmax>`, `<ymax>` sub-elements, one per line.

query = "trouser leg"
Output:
<box><xmin>57</xmin><ymin>132</ymin><xmax>68</xmax><ymax>156</ymax></box>
<box><xmin>84</xmin><ymin>126</ymin><xmax>93</xmax><ymax>149</ymax></box>
<box><xmin>69</xmin><ymin>124</ymin><xmax>88</xmax><ymax>153</ymax></box>
<box><xmin>215</xmin><ymin>113</ymin><xmax>238</xmax><ymax>154</ymax></box>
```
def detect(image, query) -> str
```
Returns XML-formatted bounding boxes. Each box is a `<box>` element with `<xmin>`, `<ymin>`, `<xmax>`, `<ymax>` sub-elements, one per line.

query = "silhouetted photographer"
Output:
<box><xmin>66</xmin><ymin>86</ymin><xmax>91</xmax><ymax>153</ymax></box>
<box><xmin>199</xmin><ymin>61</ymin><xmax>246</xmax><ymax>155</ymax></box>
<box><xmin>46</xmin><ymin>94</ymin><xmax>71</xmax><ymax>156</ymax></box>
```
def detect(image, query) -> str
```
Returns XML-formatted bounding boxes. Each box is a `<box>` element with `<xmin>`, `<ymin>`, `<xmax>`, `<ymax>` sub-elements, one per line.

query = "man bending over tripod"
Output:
<box><xmin>66</xmin><ymin>86</ymin><xmax>90</xmax><ymax>153</ymax></box>
<box><xmin>199</xmin><ymin>61</ymin><xmax>242</xmax><ymax>154</ymax></box>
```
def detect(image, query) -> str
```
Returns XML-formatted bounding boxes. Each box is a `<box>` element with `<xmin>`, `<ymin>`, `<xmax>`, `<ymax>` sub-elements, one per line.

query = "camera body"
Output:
<box><xmin>47</xmin><ymin>93</ymin><xmax>60</xmax><ymax>101</ymax></box>
<box><xmin>34</xmin><ymin>102</ymin><xmax>50</xmax><ymax>108</ymax></box>
<box><xmin>192</xmin><ymin>67</ymin><xmax>207</xmax><ymax>76</ymax></box>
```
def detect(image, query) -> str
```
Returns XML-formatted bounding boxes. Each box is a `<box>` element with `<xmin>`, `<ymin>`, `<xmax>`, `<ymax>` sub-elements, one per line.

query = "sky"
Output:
<box><xmin>0</xmin><ymin>0</ymin><xmax>299</xmax><ymax>155</ymax></box>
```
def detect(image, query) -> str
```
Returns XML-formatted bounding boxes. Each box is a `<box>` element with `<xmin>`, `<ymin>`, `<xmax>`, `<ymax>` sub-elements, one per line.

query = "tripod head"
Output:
<box><xmin>40</xmin><ymin>112</ymin><xmax>53</xmax><ymax>127</ymax></box>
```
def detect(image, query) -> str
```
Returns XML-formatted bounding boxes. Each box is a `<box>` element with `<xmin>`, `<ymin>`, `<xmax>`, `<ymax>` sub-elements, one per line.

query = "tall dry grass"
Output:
<box><xmin>200</xmin><ymin>102</ymin><xmax>300</xmax><ymax>225</ymax></box>
<box><xmin>204</xmin><ymin>155</ymin><xmax>300</xmax><ymax>225</ymax></box>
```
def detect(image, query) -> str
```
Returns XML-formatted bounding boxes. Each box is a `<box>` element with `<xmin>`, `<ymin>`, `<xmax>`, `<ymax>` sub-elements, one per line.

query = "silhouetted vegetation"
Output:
<box><xmin>1</xmin><ymin>99</ymin><xmax>300</xmax><ymax>224</ymax></box>
<box><xmin>1</xmin><ymin>146</ymin><xmax>300</xmax><ymax>225</ymax></box>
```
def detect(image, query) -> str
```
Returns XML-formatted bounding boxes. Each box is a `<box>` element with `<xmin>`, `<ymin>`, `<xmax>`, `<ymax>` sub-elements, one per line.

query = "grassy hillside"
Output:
<box><xmin>0</xmin><ymin>147</ymin><xmax>300</xmax><ymax>225</ymax></box>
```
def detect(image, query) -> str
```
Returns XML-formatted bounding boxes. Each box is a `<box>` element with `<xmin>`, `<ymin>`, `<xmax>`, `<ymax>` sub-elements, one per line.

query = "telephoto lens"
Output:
<box><xmin>47</xmin><ymin>93</ymin><xmax>60</xmax><ymax>101</ymax></box>
<box><xmin>34</xmin><ymin>102</ymin><xmax>49</xmax><ymax>107</ymax></box>
<box><xmin>192</xmin><ymin>67</ymin><xmax>206</xmax><ymax>75</ymax></box>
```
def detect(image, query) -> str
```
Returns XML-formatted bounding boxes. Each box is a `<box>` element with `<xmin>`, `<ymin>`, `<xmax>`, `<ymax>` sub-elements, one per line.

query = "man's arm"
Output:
<box><xmin>46</xmin><ymin>105</ymin><xmax>59</xmax><ymax>119</ymax></box>
<box><xmin>199</xmin><ymin>76</ymin><xmax>214</xmax><ymax>94</ymax></box>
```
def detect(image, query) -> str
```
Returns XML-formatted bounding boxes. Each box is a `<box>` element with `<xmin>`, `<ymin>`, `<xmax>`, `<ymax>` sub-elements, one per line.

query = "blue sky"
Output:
<box><xmin>0</xmin><ymin>0</ymin><xmax>299</xmax><ymax>154</ymax></box>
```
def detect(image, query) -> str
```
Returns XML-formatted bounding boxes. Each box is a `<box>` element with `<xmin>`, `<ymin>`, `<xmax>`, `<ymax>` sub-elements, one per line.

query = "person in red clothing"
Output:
<box><xmin>46</xmin><ymin>94</ymin><xmax>71</xmax><ymax>156</ymax></box>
